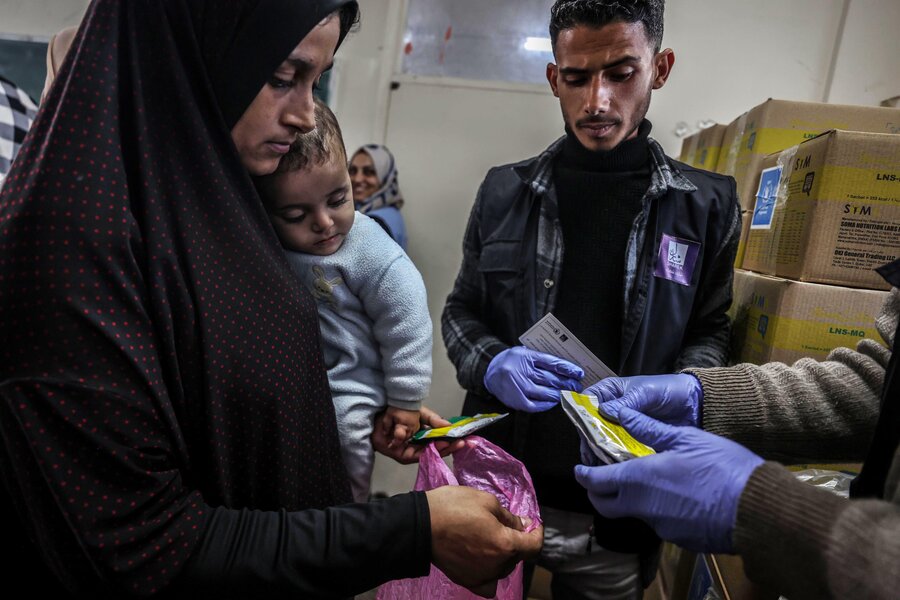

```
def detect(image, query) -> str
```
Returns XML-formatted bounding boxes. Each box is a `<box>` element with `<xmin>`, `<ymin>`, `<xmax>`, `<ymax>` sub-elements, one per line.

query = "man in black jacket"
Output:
<box><xmin>441</xmin><ymin>1</ymin><xmax>740</xmax><ymax>598</ymax></box>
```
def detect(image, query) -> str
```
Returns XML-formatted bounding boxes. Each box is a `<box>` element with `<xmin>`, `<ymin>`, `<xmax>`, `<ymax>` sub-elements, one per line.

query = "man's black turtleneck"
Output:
<box><xmin>524</xmin><ymin>120</ymin><xmax>652</xmax><ymax>516</ymax></box>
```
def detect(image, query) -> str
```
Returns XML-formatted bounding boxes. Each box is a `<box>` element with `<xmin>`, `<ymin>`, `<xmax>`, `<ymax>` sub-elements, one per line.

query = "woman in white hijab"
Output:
<box><xmin>349</xmin><ymin>143</ymin><xmax>408</xmax><ymax>250</ymax></box>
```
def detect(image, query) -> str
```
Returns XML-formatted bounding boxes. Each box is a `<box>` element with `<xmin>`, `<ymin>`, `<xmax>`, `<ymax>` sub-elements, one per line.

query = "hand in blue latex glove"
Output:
<box><xmin>573</xmin><ymin>408</ymin><xmax>764</xmax><ymax>553</ymax></box>
<box><xmin>585</xmin><ymin>374</ymin><xmax>703</xmax><ymax>427</ymax></box>
<box><xmin>484</xmin><ymin>346</ymin><xmax>584</xmax><ymax>412</ymax></box>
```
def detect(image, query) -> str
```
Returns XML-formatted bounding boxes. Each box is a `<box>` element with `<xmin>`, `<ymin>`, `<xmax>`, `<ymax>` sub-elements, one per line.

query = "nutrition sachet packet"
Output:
<box><xmin>411</xmin><ymin>413</ymin><xmax>508</xmax><ymax>443</ymax></box>
<box><xmin>560</xmin><ymin>391</ymin><xmax>655</xmax><ymax>464</ymax></box>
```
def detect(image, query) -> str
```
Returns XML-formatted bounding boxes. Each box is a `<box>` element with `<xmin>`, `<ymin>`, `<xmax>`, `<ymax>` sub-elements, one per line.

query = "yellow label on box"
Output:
<box><xmin>746</xmin><ymin>307</ymin><xmax>881</xmax><ymax>355</ymax></box>
<box><xmin>742</xmin><ymin>127</ymin><xmax>829</xmax><ymax>158</ymax></box>
<box><xmin>790</xmin><ymin>165</ymin><xmax>900</xmax><ymax>207</ymax></box>
<box><xmin>695</xmin><ymin>145</ymin><xmax>722</xmax><ymax>170</ymax></box>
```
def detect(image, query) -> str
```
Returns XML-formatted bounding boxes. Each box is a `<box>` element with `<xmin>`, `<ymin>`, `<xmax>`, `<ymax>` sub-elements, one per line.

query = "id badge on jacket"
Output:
<box><xmin>653</xmin><ymin>233</ymin><xmax>700</xmax><ymax>286</ymax></box>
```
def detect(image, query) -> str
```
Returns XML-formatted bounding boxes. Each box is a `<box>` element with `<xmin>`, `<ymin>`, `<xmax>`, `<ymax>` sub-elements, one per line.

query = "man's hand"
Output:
<box><xmin>372</xmin><ymin>406</ymin><xmax>464</xmax><ymax>464</ymax></box>
<box><xmin>484</xmin><ymin>346</ymin><xmax>584</xmax><ymax>412</ymax></box>
<box><xmin>585</xmin><ymin>374</ymin><xmax>703</xmax><ymax>427</ymax></box>
<box><xmin>573</xmin><ymin>407</ymin><xmax>763</xmax><ymax>553</ymax></box>
<box><xmin>426</xmin><ymin>486</ymin><xmax>543</xmax><ymax>597</ymax></box>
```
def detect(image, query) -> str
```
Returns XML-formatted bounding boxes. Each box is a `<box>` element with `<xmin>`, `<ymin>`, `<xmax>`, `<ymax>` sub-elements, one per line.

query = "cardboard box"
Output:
<box><xmin>729</xmin><ymin>99</ymin><xmax>900</xmax><ymax>211</ymax></box>
<box><xmin>728</xmin><ymin>268</ymin><xmax>758</xmax><ymax>359</ymax></box>
<box><xmin>692</xmin><ymin>124</ymin><xmax>727</xmax><ymax>172</ymax></box>
<box><xmin>658</xmin><ymin>541</ymin><xmax>778</xmax><ymax>600</ymax></box>
<box><xmin>728</xmin><ymin>267</ymin><xmax>755</xmax><ymax>324</ymax></box>
<box><xmin>657</xmin><ymin>543</ymin><xmax>694</xmax><ymax>600</ymax></box>
<box><xmin>741</xmin><ymin>130</ymin><xmax>900</xmax><ymax>290</ymax></box>
<box><xmin>715</xmin><ymin>113</ymin><xmax>746</xmax><ymax>175</ymax></box>
<box><xmin>729</xmin><ymin>269</ymin><xmax>888</xmax><ymax>365</ymax></box>
<box><xmin>685</xmin><ymin>554</ymin><xmax>719</xmax><ymax>600</ymax></box>
<box><xmin>679</xmin><ymin>130</ymin><xmax>701</xmax><ymax>165</ymax></box>
<box><xmin>740</xmin><ymin>151</ymin><xmax>787</xmax><ymax>275</ymax></box>
<box><xmin>706</xmin><ymin>554</ymin><xmax>779</xmax><ymax>600</ymax></box>
<box><xmin>734</xmin><ymin>210</ymin><xmax>751</xmax><ymax>269</ymax></box>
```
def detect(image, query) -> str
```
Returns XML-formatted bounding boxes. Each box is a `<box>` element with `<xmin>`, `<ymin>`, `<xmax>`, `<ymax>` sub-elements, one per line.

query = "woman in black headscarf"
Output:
<box><xmin>0</xmin><ymin>1</ymin><xmax>541</xmax><ymax>597</ymax></box>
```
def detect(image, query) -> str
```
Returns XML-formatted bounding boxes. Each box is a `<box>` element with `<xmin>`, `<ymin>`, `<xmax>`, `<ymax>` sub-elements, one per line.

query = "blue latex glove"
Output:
<box><xmin>585</xmin><ymin>374</ymin><xmax>703</xmax><ymax>427</ymax></box>
<box><xmin>573</xmin><ymin>407</ymin><xmax>764</xmax><ymax>553</ymax></box>
<box><xmin>484</xmin><ymin>346</ymin><xmax>584</xmax><ymax>412</ymax></box>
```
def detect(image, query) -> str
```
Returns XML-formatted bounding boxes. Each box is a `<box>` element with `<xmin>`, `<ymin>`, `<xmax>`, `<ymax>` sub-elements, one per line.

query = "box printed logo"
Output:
<box><xmin>802</xmin><ymin>172</ymin><xmax>815</xmax><ymax>196</ymax></box>
<box><xmin>654</xmin><ymin>234</ymin><xmax>700</xmax><ymax>286</ymax></box>
<box><xmin>752</xmin><ymin>165</ymin><xmax>782</xmax><ymax>229</ymax></box>
<box><xmin>757</xmin><ymin>314</ymin><xmax>769</xmax><ymax>338</ymax></box>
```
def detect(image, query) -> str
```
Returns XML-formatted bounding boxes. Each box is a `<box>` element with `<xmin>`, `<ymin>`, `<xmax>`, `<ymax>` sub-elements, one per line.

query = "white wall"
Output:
<box><xmin>826</xmin><ymin>0</ymin><xmax>900</xmax><ymax>106</ymax></box>
<box><xmin>650</xmin><ymin>0</ymin><xmax>847</xmax><ymax>153</ymax></box>
<box><xmin>337</xmin><ymin>0</ymin><xmax>900</xmax><ymax>155</ymax></box>
<box><xmin>371</xmin><ymin>81</ymin><xmax>565</xmax><ymax>491</ymax></box>
<box><xmin>330</xmin><ymin>0</ymin><xmax>401</xmax><ymax>155</ymax></box>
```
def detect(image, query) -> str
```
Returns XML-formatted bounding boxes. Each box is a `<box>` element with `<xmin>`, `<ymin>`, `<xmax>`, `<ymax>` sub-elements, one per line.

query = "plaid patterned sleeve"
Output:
<box><xmin>441</xmin><ymin>176</ymin><xmax>509</xmax><ymax>395</ymax></box>
<box><xmin>675</xmin><ymin>184</ymin><xmax>742</xmax><ymax>369</ymax></box>
<box><xmin>0</xmin><ymin>75</ymin><xmax>38</xmax><ymax>186</ymax></box>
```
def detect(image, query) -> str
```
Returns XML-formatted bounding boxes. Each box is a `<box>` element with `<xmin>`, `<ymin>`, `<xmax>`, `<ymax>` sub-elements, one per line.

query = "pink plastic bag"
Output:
<box><xmin>377</xmin><ymin>436</ymin><xmax>542</xmax><ymax>600</ymax></box>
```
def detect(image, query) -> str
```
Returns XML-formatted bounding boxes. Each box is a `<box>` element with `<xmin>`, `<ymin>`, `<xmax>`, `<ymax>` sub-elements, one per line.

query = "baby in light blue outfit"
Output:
<box><xmin>258</xmin><ymin>101</ymin><xmax>431</xmax><ymax>502</ymax></box>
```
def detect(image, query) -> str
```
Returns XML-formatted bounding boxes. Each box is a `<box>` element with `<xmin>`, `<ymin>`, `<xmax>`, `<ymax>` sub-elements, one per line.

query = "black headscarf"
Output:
<box><xmin>0</xmin><ymin>0</ymin><xmax>357</xmax><ymax>594</ymax></box>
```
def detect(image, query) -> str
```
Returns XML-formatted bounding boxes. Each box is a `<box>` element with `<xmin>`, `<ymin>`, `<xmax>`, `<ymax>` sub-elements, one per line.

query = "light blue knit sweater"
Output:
<box><xmin>284</xmin><ymin>213</ymin><xmax>431</xmax><ymax>499</ymax></box>
<box><xmin>285</xmin><ymin>211</ymin><xmax>431</xmax><ymax>407</ymax></box>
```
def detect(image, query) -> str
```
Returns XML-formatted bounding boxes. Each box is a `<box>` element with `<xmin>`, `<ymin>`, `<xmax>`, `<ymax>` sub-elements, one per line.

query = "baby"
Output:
<box><xmin>258</xmin><ymin>100</ymin><xmax>431</xmax><ymax>503</ymax></box>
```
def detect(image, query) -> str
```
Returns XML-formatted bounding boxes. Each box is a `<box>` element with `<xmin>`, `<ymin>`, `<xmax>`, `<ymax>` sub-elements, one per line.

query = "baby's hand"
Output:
<box><xmin>382</xmin><ymin>406</ymin><xmax>421</xmax><ymax>448</ymax></box>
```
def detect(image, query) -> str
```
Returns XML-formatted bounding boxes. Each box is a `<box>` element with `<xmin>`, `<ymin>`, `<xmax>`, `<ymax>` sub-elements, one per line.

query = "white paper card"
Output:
<box><xmin>518</xmin><ymin>313</ymin><xmax>616</xmax><ymax>387</ymax></box>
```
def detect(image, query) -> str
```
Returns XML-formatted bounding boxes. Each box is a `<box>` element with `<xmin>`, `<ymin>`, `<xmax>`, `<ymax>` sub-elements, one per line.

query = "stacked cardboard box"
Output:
<box><xmin>678</xmin><ymin>130</ymin><xmax>700</xmax><ymax>165</ymax></box>
<box><xmin>734</xmin><ymin>210</ymin><xmax>751</xmax><ymax>268</ymax></box>
<box><xmin>741</xmin><ymin>130</ymin><xmax>900</xmax><ymax>290</ymax></box>
<box><xmin>681</xmin><ymin>124</ymin><xmax>747</xmax><ymax>268</ymax></box>
<box><xmin>717</xmin><ymin>99</ymin><xmax>899</xmax><ymax>211</ymax></box>
<box><xmin>678</xmin><ymin>124</ymin><xmax>727</xmax><ymax>170</ymax></box>
<box><xmin>729</xmin><ymin>268</ymin><xmax>888</xmax><ymax>365</ymax></box>
<box><xmin>692</xmin><ymin>124</ymin><xmax>727</xmax><ymax>172</ymax></box>
<box><xmin>716</xmin><ymin>114</ymin><xmax>747</xmax><ymax>176</ymax></box>
<box><xmin>656</xmin><ymin>543</ymin><xmax>778</xmax><ymax>600</ymax></box>
<box><xmin>670</xmin><ymin>100</ymin><xmax>898</xmax><ymax>600</ymax></box>
<box><xmin>724</xmin><ymin>100</ymin><xmax>900</xmax><ymax>367</ymax></box>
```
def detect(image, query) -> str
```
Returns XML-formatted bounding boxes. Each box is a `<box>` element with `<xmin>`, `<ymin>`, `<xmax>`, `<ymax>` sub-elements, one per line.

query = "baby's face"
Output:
<box><xmin>267</xmin><ymin>157</ymin><xmax>355</xmax><ymax>256</ymax></box>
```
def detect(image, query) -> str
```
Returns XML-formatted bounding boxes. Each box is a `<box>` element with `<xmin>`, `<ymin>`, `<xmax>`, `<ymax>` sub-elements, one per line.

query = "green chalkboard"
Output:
<box><xmin>0</xmin><ymin>37</ymin><xmax>48</xmax><ymax>104</ymax></box>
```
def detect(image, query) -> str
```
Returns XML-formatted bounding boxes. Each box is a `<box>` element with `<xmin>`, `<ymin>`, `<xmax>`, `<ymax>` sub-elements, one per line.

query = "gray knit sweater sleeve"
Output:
<box><xmin>685</xmin><ymin>288</ymin><xmax>900</xmax><ymax>600</ymax></box>
<box><xmin>732</xmin><ymin>462</ymin><xmax>900</xmax><ymax>600</ymax></box>
<box><xmin>686</xmin><ymin>288</ymin><xmax>897</xmax><ymax>463</ymax></box>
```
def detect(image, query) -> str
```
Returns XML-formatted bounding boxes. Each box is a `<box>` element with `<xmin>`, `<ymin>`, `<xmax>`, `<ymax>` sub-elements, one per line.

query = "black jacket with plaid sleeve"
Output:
<box><xmin>442</xmin><ymin>134</ymin><xmax>740</xmax><ymax>402</ymax></box>
<box><xmin>441</xmin><ymin>133</ymin><xmax>740</xmax><ymax>565</ymax></box>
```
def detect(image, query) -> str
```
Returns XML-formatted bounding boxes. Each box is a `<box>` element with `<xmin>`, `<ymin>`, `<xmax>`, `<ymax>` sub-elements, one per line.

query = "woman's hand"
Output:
<box><xmin>372</xmin><ymin>406</ymin><xmax>466</xmax><ymax>464</ymax></box>
<box><xmin>426</xmin><ymin>485</ymin><xmax>543</xmax><ymax>597</ymax></box>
